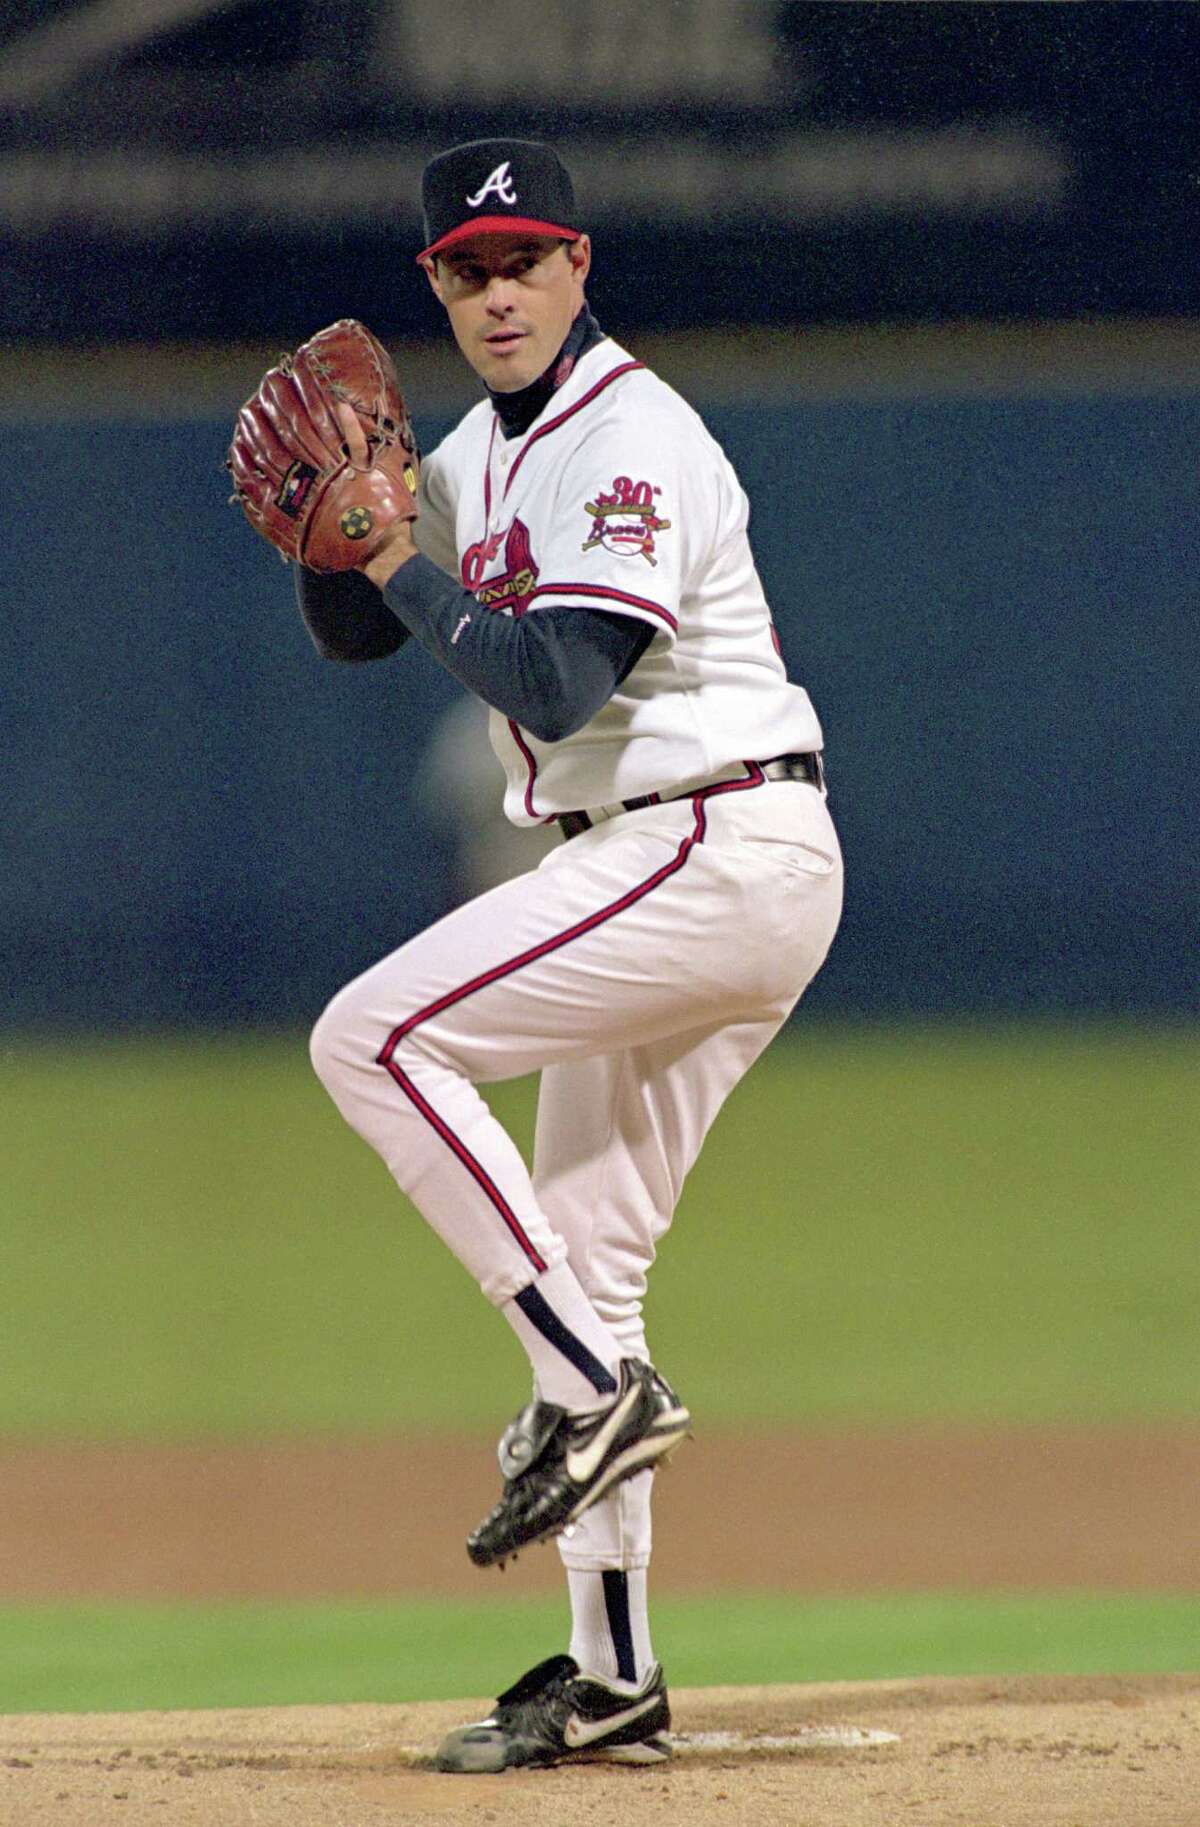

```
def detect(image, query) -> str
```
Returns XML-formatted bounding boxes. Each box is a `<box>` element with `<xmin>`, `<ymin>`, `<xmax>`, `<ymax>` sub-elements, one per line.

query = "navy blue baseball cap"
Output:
<box><xmin>417</xmin><ymin>138</ymin><xmax>581</xmax><ymax>262</ymax></box>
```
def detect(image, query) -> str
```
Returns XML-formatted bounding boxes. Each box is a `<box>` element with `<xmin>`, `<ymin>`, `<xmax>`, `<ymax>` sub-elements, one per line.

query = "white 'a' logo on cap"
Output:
<box><xmin>466</xmin><ymin>161</ymin><xmax>517</xmax><ymax>208</ymax></box>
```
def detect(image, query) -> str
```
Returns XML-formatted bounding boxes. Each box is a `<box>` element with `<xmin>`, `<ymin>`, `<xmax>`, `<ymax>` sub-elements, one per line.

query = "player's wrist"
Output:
<box><xmin>362</xmin><ymin>521</ymin><xmax>419</xmax><ymax>588</ymax></box>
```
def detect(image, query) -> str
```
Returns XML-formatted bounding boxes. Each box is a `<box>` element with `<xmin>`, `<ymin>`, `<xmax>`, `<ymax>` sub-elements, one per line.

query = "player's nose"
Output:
<box><xmin>482</xmin><ymin>275</ymin><xmax>518</xmax><ymax>312</ymax></box>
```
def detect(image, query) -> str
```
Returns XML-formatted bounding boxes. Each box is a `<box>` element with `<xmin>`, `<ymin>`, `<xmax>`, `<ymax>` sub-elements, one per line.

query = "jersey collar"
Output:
<box><xmin>488</xmin><ymin>306</ymin><xmax>607</xmax><ymax>440</ymax></box>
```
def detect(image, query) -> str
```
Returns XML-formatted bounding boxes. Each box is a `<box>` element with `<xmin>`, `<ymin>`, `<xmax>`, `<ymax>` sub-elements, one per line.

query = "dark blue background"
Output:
<box><xmin>2</xmin><ymin>2</ymin><xmax>1197</xmax><ymax>340</ymax></box>
<box><xmin>4</xmin><ymin>390</ymin><xmax>1195</xmax><ymax>1029</ymax></box>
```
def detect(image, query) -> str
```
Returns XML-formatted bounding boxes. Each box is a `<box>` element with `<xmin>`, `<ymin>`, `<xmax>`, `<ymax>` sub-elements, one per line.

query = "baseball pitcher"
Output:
<box><xmin>228</xmin><ymin>137</ymin><xmax>843</xmax><ymax>1771</ymax></box>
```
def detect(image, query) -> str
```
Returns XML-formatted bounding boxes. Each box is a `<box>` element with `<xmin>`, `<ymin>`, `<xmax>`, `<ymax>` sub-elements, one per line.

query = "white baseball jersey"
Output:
<box><xmin>414</xmin><ymin>336</ymin><xmax>824</xmax><ymax>824</ymax></box>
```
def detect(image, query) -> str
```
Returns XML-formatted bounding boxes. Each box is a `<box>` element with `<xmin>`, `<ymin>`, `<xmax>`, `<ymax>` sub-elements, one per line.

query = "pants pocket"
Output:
<box><xmin>738</xmin><ymin>834</ymin><xmax>840</xmax><ymax>878</ymax></box>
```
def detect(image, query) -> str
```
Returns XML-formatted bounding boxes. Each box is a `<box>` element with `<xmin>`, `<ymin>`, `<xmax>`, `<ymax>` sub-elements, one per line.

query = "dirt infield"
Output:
<box><xmin>2</xmin><ymin>1424</ymin><xmax>1198</xmax><ymax>1598</ymax></box>
<box><xmin>2</xmin><ymin>1675</ymin><xmax>1198</xmax><ymax>1826</ymax></box>
<box><xmin>3</xmin><ymin>1428</ymin><xmax>1198</xmax><ymax>1823</ymax></box>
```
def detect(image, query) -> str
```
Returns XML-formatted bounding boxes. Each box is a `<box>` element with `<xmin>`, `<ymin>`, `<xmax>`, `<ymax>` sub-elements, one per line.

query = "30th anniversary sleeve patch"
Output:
<box><xmin>582</xmin><ymin>475</ymin><xmax>672</xmax><ymax>566</ymax></box>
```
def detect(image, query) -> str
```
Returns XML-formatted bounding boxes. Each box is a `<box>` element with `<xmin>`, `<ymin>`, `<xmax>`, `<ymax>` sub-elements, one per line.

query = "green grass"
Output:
<box><xmin>1</xmin><ymin>1023</ymin><xmax>1197</xmax><ymax>1435</ymax></box>
<box><xmin>0</xmin><ymin>1593</ymin><xmax>1195</xmax><ymax>1715</ymax></box>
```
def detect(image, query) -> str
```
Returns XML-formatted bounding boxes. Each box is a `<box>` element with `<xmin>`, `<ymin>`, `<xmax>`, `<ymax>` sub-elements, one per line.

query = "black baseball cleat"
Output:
<box><xmin>466</xmin><ymin>1358</ymin><xmax>691</xmax><ymax>1569</ymax></box>
<box><xmin>434</xmin><ymin>1653</ymin><xmax>671</xmax><ymax>1772</ymax></box>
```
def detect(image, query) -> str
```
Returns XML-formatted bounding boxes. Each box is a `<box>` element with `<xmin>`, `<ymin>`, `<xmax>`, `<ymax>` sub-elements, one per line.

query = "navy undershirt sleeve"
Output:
<box><xmin>293</xmin><ymin>565</ymin><xmax>411</xmax><ymax>662</ymax></box>
<box><xmin>381</xmin><ymin>552</ymin><xmax>653</xmax><ymax>743</ymax></box>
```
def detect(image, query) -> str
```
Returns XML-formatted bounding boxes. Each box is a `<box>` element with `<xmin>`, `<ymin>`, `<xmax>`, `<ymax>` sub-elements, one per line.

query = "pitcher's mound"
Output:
<box><xmin>1</xmin><ymin>1673</ymin><xmax>1196</xmax><ymax>1825</ymax></box>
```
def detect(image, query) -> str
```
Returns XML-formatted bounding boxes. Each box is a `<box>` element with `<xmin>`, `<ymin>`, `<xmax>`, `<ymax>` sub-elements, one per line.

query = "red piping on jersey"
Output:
<box><xmin>375</xmin><ymin>764</ymin><xmax>767</xmax><ymax>1274</ymax></box>
<box><xmin>482</xmin><ymin>416</ymin><xmax>498</xmax><ymax>522</ymax></box>
<box><xmin>503</xmin><ymin>361</ymin><xmax>644</xmax><ymax>496</ymax></box>
<box><xmin>507</xmin><ymin>718</ymin><xmax>543</xmax><ymax>821</ymax></box>
<box><xmin>480</xmin><ymin>357</ymin><xmax>648</xmax><ymax>828</ymax></box>
<box><xmin>508</xmin><ymin>582</ymin><xmax>676</xmax><ymax>819</ymax></box>
<box><xmin>527</xmin><ymin>582</ymin><xmax>678</xmax><ymax>633</ymax></box>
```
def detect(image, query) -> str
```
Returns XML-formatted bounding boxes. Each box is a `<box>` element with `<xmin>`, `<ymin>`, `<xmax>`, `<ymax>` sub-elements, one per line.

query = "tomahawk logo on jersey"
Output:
<box><xmin>463</xmin><ymin>518</ymin><xmax>539</xmax><ymax>612</ymax></box>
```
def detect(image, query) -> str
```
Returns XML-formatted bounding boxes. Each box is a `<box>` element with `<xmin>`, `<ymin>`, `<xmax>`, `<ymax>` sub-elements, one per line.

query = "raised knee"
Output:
<box><xmin>311</xmin><ymin>990</ymin><xmax>414</xmax><ymax>1101</ymax></box>
<box><xmin>309</xmin><ymin>991</ymin><xmax>362</xmax><ymax>1093</ymax></box>
<box><xmin>308</xmin><ymin>1001</ymin><xmax>336</xmax><ymax>1091</ymax></box>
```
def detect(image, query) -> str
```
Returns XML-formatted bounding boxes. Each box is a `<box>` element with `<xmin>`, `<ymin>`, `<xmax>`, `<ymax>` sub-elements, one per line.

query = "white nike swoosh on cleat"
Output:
<box><xmin>565</xmin><ymin>1432</ymin><xmax>686</xmax><ymax>1522</ymax></box>
<box><xmin>562</xmin><ymin>1692</ymin><xmax>660</xmax><ymax>1749</ymax></box>
<box><xmin>564</xmin><ymin>1384</ymin><xmax>643</xmax><ymax>1485</ymax></box>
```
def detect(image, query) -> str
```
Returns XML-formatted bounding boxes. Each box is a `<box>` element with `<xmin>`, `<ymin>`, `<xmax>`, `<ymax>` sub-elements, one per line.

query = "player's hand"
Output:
<box><xmin>362</xmin><ymin>518</ymin><xmax>420</xmax><ymax>588</ymax></box>
<box><xmin>329</xmin><ymin>398</ymin><xmax>418</xmax><ymax>585</ymax></box>
<box><xmin>226</xmin><ymin>318</ymin><xmax>420</xmax><ymax>574</ymax></box>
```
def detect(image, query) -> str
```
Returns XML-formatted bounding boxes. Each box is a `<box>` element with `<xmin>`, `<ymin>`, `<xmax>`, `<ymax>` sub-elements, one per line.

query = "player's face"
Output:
<box><xmin>423</xmin><ymin>234</ymin><xmax>592</xmax><ymax>392</ymax></box>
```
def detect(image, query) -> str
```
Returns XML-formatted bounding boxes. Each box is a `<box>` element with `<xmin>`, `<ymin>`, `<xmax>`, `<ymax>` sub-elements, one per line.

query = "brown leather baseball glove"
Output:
<box><xmin>227</xmin><ymin>318</ymin><xmax>419</xmax><ymax>574</ymax></box>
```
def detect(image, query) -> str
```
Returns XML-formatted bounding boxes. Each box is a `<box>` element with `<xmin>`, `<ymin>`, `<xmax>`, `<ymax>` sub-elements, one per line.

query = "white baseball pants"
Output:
<box><xmin>310</xmin><ymin>767</ymin><xmax>842</xmax><ymax>1569</ymax></box>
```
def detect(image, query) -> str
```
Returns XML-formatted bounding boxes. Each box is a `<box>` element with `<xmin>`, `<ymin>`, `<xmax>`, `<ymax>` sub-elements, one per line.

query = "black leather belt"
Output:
<box><xmin>557</xmin><ymin>752</ymin><xmax>825</xmax><ymax>841</ymax></box>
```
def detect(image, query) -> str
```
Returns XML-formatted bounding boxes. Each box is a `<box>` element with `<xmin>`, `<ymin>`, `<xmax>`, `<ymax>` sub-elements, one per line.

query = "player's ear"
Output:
<box><xmin>566</xmin><ymin>234</ymin><xmax>591</xmax><ymax>286</ymax></box>
<box><xmin>421</xmin><ymin>256</ymin><xmax>445</xmax><ymax>304</ymax></box>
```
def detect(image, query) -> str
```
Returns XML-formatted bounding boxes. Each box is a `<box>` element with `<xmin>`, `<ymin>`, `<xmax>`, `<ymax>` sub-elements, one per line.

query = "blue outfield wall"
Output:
<box><xmin>2</xmin><ymin>392</ymin><xmax>1196</xmax><ymax>1028</ymax></box>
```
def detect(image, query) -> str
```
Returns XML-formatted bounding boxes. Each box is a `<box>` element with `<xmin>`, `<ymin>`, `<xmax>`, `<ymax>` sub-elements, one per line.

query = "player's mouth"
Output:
<box><xmin>483</xmin><ymin>328</ymin><xmax>528</xmax><ymax>353</ymax></box>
